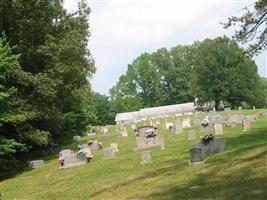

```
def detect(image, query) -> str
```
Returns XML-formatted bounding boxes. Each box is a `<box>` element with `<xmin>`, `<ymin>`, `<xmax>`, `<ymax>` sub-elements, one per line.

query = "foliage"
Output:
<box><xmin>223</xmin><ymin>0</ymin><xmax>267</xmax><ymax>55</ymax></box>
<box><xmin>109</xmin><ymin>46</ymin><xmax>194</xmax><ymax>114</ymax></box>
<box><xmin>190</xmin><ymin>36</ymin><xmax>265</xmax><ymax>110</ymax></box>
<box><xmin>0</xmin><ymin>0</ymin><xmax>95</xmax><ymax>172</ymax></box>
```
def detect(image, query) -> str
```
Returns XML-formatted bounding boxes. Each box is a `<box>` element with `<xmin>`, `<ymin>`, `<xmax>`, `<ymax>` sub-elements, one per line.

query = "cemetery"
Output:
<box><xmin>2</xmin><ymin>109</ymin><xmax>267</xmax><ymax>200</ymax></box>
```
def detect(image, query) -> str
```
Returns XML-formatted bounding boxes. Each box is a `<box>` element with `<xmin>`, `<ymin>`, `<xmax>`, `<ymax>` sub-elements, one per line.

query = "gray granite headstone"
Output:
<box><xmin>28</xmin><ymin>160</ymin><xmax>45</xmax><ymax>169</ymax></box>
<box><xmin>103</xmin><ymin>147</ymin><xmax>115</xmax><ymax>159</ymax></box>
<box><xmin>189</xmin><ymin>148</ymin><xmax>203</xmax><ymax>162</ymax></box>
<box><xmin>141</xmin><ymin>151</ymin><xmax>152</xmax><ymax>165</ymax></box>
<box><xmin>197</xmin><ymin>137</ymin><xmax>226</xmax><ymax>156</ymax></box>
<box><xmin>73</xmin><ymin>135</ymin><xmax>81</xmax><ymax>142</ymax></box>
<box><xmin>228</xmin><ymin>113</ymin><xmax>244</xmax><ymax>126</ymax></box>
<box><xmin>61</xmin><ymin>154</ymin><xmax>86</xmax><ymax>169</ymax></box>
<box><xmin>209</xmin><ymin>115</ymin><xmax>226</xmax><ymax>124</ymax></box>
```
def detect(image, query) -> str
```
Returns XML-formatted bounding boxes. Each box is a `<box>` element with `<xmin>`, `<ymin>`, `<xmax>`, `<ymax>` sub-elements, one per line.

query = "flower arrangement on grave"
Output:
<box><xmin>201</xmin><ymin>118</ymin><xmax>209</xmax><ymax>128</ymax></box>
<box><xmin>201</xmin><ymin>133</ymin><xmax>214</xmax><ymax>145</ymax></box>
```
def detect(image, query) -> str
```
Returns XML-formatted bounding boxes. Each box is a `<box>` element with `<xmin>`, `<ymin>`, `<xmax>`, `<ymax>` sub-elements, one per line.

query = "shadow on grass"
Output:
<box><xmin>143</xmin><ymin>127</ymin><xmax>267</xmax><ymax>200</ymax></box>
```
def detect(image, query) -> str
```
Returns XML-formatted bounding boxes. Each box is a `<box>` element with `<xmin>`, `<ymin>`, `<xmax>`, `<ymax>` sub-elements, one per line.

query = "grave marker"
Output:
<box><xmin>141</xmin><ymin>151</ymin><xmax>152</xmax><ymax>165</ymax></box>
<box><xmin>28</xmin><ymin>160</ymin><xmax>45</xmax><ymax>169</ymax></box>
<box><xmin>243</xmin><ymin>119</ymin><xmax>251</xmax><ymax>132</ymax></box>
<box><xmin>110</xmin><ymin>143</ymin><xmax>119</xmax><ymax>152</ymax></box>
<box><xmin>182</xmin><ymin>119</ymin><xmax>191</xmax><ymax>128</ymax></box>
<box><xmin>214</xmin><ymin>124</ymin><xmax>223</xmax><ymax>135</ymax></box>
<box><xmin>188</xmin><ymin>130</ymin><xmax>196</xmax><ymax>140</ymax></box>
<box><xmin>103</xmin><ymin>147</ymin><xmax>115</xmax><ymax>159</ymax></box>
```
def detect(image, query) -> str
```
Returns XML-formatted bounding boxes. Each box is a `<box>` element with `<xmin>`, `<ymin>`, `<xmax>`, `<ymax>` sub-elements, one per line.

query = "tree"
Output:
<box><xmin>223</xmin><ymin>0</ymin><xmax>267</xmax><ymax>55</ymax></box>
<box><xmin>190</xmin><ymin>36</ymin><xmax>265</xmax><ymax>110</ymax></box>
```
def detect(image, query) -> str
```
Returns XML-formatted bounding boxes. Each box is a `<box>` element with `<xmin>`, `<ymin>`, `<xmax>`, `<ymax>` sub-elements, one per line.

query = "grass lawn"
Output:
<box><xmin>1</xmin><ymin>110</ymin><xmax>267</xmax><ymax>200</ymax></box>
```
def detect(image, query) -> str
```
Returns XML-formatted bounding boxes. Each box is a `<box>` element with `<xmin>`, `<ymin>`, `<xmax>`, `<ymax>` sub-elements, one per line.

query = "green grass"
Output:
<box><xmin>1</xmin><ymin>110</ymin><xmax>267</xmax><ymax>200</ymax></box>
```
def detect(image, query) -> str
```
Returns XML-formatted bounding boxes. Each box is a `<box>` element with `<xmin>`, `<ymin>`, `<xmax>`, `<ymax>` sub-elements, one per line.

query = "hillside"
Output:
<box><xmin>1</xmin><ymin>110</ymin><xmax>267</xmax><ymax>200</ymax></box>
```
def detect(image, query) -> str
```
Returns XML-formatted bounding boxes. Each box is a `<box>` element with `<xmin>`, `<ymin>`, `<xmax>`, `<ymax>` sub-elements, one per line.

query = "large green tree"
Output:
<box><xmin>190</xmin><ymin>36</ymin><xmax>265</xmax><ymax>110</ymax></box>
<box><xmin>0</xmin><ymin>0</ymin><xmax>95</xmax><ymax>172</ymax></box>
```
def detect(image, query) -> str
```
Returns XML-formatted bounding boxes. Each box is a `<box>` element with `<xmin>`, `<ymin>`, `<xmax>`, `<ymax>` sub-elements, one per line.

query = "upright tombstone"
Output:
<box><xmin>165</xmin><ymin>122</ymin><xmax>174</xmax><ymax>130</ymax></box>
<box><xmin>238</xmin><ymin>106</ymin><xmax>242</xmax><ymax>110</ymax></box>
<box><xmin>131</xmin><ymin>124</ymin><xmax>137</xmax><ymax>130</ymax></box>
<box><xmin>103</xmin><ymin>127</ymin><xmax>109</xmax><ymax>134</ymax></box>
<box><xmin>209</xmin><ymin>114</ymin><xmax>226</xmax><ymax>124</ymax></box>
<box><xmin>135</xmin><ymin>135</ymin><xmax>164</xmax><ymax>151</ymax></box>
<box><xmin>243</xmin><ymin>119</ymin><xmax>252</xmax><ymax>132</ymax></box>
<box><xmin>197</xmin><ymin>137</ymin><xmax>226</xmax><ymax>156</ymax></box>
<box><xmin>175</xmin><ymin>120</ymin><xmax>183</xmax><ymax>134</ymax></box>
<box><xmin>141</xmin><ymin>151</ymin><xmax>152</xmax><ymax>165</ymax></box>
<box><xmin>110</xmin><ymin>143</ymin><xmax>119</xmax><ymax>152</ymax></box>
<box><xmin>28</xmin><ymin>160</ymin><xmax>45</xmax><ymax>169</ymax></box>
<box><xmin>102</xmin><ymin>134</ymin><xmax>109</xmax><ymax>142</ymax></box>
<box><xmin>228</xmin><ymin>113</ymin><xmax>244</xmax><ymax>127</ymax></box>
<box><xmin>60</xmin><ymin>150</ymin><xmax>86</xmax><ymax>169</ymax></box>
<box><xmin>118</xmin><ymin>129</ymin><xmax>128</xmax><ymax>138</ymax></box>
<box><xmin>214</xmin><ymin>124</ymin><xmax>224</xmax><ymax>135</ymax></box>
<box><xmin>189</xmin><ymin>148</ymin><xmax>204</xmax><ymax>166</ymax></box>
<box><xmin>103</xmin><ymin>147</ymin><xmax>115</xmax><ymax>159</ymax></box>
<box><xmin>182</xmin><ymin>119</ymin><xmax>191</xmax><ymax>128</ymax></box>
<box><xmin>188</xmin><ymin>130</ymin><xmax>196</xmax><ymax>140</ymax></box>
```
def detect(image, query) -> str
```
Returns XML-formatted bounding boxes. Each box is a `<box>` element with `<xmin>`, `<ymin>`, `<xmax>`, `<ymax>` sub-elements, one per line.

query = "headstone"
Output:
<box><xmin>261</xmin><ymin>112</ymin><xmax>267</xmax><ymax>117</ymax></box>
<box><xmin>110</xmin><ymin>143</ymin><xmax>119</xmax><ymax>152</ymax></box>
<box><xmin>218</xmin><ymin>101</ymin><xmax>224</xmax><ymax>111</ymax></box>
<box><xmin>238</xmin><ymin>106</ymin><xmax>242</xmax><ymax>110</ymax></box>
<box><xmin>73</xmin><ymin>135</ymin><xmax>81</xmax><ymax>142</ymax></box>
<box><xmin>182</xmin><ymin>119</ymin><xmax>191</xmax><ymax>128</ymax></box>
<box><xmin>141</xmin><ymin>151</ymin><xmax>152</xmax><ymax>165</ymax></box>
<box><xmin>224</xmin><ymin>108</ymin><xmax>231</xmax><ymax>111</ymax></box>
<box><xmin>169</xmin><ymin>126</ymin><xmax>176</xmax><ymax>132</ymax></box>
<box><xmin>189</xmin><ymin>148</ymin><xmax>204</xmax><ymax>166</ymax></box>
<box><xmin>214</xmin><ymin>124</ymin><xmax>223</xmax><ymax>135</ymax></box>
<box><xmin>243</xmin><ymin>119</ymin><xmax>251</xmax><ymax>132</ymax></box>
<box><xmin>62</xmin><ymin>153</ymin><xmax>86</xmax><ymax>169</ymax></box>
<box><xmin>175</xmin><ymin>120</ymin><xmax>183</xmax><ymax>134</ymax></box>
<box><xmin>253</xmin><ymin>106</ymin><xmax>256</xmax><ymax>110</ymax></box>
<box><xmin>197</xmin><ymin>137</ymin><xmax>226</xmax><ymax>156</ymax></box>
<box><xmin>131</xmin><ymin>124</ymin><xmax>136</xmax><ymax>130</ymax></box>
<box><xmin>228</xmin><ymin>113</ymin><xmax>244</xmax><ymax>126</ymax></box>
<box><xmin>209</xmin><ymin>114</ymin><xmax>226</xmax><ymax>124</ymax></box>
<box><xmin>61</xmin><ymin>149</ymin><xmax>72</xmax><ymax>157</ymax></box>
<box><xmin>135</xmin><ymin>135</ymin><xmax>164</xmax><ymax>151</ymax></box>
<box><xmin>28</xmin><ymin>160</ymin><xmax>45</xmax><ymax>169</ymax></box>
<box><xmin>87</xmin><ymin>132</ymin><xmax>96</xmax><ymax>136</ymax></box>
<box><xmin>188</xmin><ymin>130</ymin><xmax>196</xmax><ymax>140</ymax></box>
<box><xmin>202</xmin><ymin>124</ymin><xmax>214</xmax><ymax>133</ymax></box>
<box><xmin>165</xmin><ymin>122</ymin><xmax>174</xmax><ymax>130</ymax></box>
<box><xmin>88</xmin><ymin>142</ymin><xmax>101</xmax><ymax>153</ymax></box>
<box><xmin>103</xmin><ymin>147</ymin><xmax>115</xmax><ymax>159</ymax></box>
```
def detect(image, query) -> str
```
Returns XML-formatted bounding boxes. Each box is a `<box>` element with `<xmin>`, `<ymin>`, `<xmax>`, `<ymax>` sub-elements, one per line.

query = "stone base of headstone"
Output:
<box><xmin>59</xmin><ymin>161</ymin><xmax>86</xmax><ymax>169</ymax></box>
<box><xmin>188</xmin><ymin>160</ymin><xmax>205</xmax><ymax>166</ymax></box>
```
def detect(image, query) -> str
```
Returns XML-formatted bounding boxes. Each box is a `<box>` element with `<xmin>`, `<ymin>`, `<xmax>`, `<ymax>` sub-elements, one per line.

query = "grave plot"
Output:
<box><xmin>28</xmin><ymin>160</ymin><xmax>45</xmax><ymax>169</ymax></box>
<box><xmin>134</xmin><ymin>135</ymin><xmax>164</xmax><ymax>151</ymax></box>
<box><xmin>59</xmin><ymin>150</ymin><xmax>86</xmax><ymax>169</ymax></box>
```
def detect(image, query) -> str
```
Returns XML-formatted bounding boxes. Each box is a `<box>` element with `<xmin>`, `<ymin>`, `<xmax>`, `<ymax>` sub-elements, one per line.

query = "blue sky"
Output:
<box><xmin>65</xmin><ymin>0</ymin><xmax>267</xmax><ymax>95</ymax></box>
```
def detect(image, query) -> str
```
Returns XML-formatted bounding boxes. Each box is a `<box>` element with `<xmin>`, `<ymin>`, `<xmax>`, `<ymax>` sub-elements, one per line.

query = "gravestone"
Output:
<box><xmin>261</xmin><ymin>112</ymin><xmax>267</xmax><ymax>117</ymax></box>
<box><xmin>73</xmin><ymin>135</ymin><xmax>81</xmax><ymax>142</ymax></box>
<box><xmin>110</xmin><ymin>143</ymin><xmax>119</xmax><ymax>152</ymax></box>
<box><xmin>87</xmin><ymin>132</ymin><xmax>96</xmax><ymax>136</ymax></box>
<box><xmin>165</xmin><ymin>122</ymin><xmax>174</xmax><ymax>130</ymax></box>
<box><xmin>245</xmin><ymin>115</ymin><xmax>256</xmax><ymax>121</ymax></box>
<box><xmin>141</xmin><ymin>151</ymin><xmax>152</xmax><ymax>165</ymax></box>
<box><xmin>88</xmin><ymin>142</ymin><xmax>101</xmax><ymax>153</ymax></box>
<box><xmin>189</xmin><ymin>148</ymin><xmax>204</xmax><ymax>166</ymax></box>
<box><xmin>197</xmin><ymin>137</ymin><xmax>226</xmax><ymax>156</ymax></box>
<box><xmin>209</xmin><ymin>115</ymin><xmax>226</xmax><ymax>124</ymax></box>
<box><xmin>135</xmin><ymin>135</ymin><xmax>164</xmax><ymax>151</ymax></box>
<box><xmin>188</xmin><ymin>130</ymin><xmax>196</xmax><ymax>140</ymax></box>
<box><xmin>182</xmin><ymin>119</ymin><xmax>191</xmax><ymax>128</ymax></box>
<box><xmin>214</xmin><ymin>124</ymin><xmax>223</xmax><ymax>135</ymax></box>
<box><xmin>202</xmin><ymin>124</ymin><xmax>214</xmax><ymax>133</ymax></box>
<box><xmin>28</xmin><ymin>160</ymin><xmax>45</xmax><ymax>169</ymax></box>
<box><xmin>61</xmin><ymin>154</ymin><xmax>86</xmax><ymax>169</ymax></box>
<box><xmin>243</xmin><ymin>119</ymin><xmax>252</xmax><ymax>132</ymax></box>
<box><xmin>103</xmin><ymin>147</ymin><xmax>115</xmax><ymax>159</ymax></box>
<box><xmin>61</xmin><ymin>149</ymin><xmax>72</xmax><ymax>157</ymax></box>
<box><xmin>118</xmin><ymin>129</ymin><xmax>128</xmax><ymax>138</ymax></box>
<box><xmin>253</xmin><ymin>106</ymin><xmax>256</xmax><ymax>110</ymax></box>
<box><xmin>228</xmin><ymin>113</ymin><xmax>244</xmax><ymax>126</ymax></box>
<box><xmin>169</xmin><ymin>126</ymin><xmax>176</xmax><ymax>132</ymax></box>
<box><xmin>238</xmin><ymin>106</ymin><xmax>242</xmax><ymax>110</ymax></box>
<box><xmin>175</xmin><ymin>120</ymin><xmax>183</xmax><ymax>134</ymax></box>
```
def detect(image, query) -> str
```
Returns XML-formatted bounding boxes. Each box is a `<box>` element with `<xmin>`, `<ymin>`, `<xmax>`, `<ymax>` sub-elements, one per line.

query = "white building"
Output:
<box><xmin>115</xmin><ymin>102</ymin><xmax>196</xmax><ymax>125</ymax></box>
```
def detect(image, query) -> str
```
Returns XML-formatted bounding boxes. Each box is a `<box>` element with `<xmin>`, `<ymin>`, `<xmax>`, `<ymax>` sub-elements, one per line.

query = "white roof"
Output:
<box><xmin>115</xmin><ymin>102</ymin><xmax>196</xmax><ymax>122</ymax></box>
<box><xmin>115</xmin><ymin>111</ymin><xmax>139</xmax><ymax>122</ymax></box>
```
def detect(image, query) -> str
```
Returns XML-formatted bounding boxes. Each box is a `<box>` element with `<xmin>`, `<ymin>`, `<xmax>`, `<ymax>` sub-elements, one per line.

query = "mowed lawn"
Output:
<box><xmin>1</xmin><ymin>110</ymin><xmax>267</xmax><ymax>200</ymax></box>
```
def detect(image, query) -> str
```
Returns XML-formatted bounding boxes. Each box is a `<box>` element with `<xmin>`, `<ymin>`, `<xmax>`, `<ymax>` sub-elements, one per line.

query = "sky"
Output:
<box><xmin>64</xmin><ymin>0</ymin><xmax>267</xmax><ymax>95</ymax></box>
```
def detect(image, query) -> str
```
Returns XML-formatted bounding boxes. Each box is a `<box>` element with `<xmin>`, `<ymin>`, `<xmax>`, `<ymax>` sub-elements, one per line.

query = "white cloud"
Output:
<box><xmin>64</xmin><ymin>0</ymin><xmax>266</xmax><ymax>94</ymax></box>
